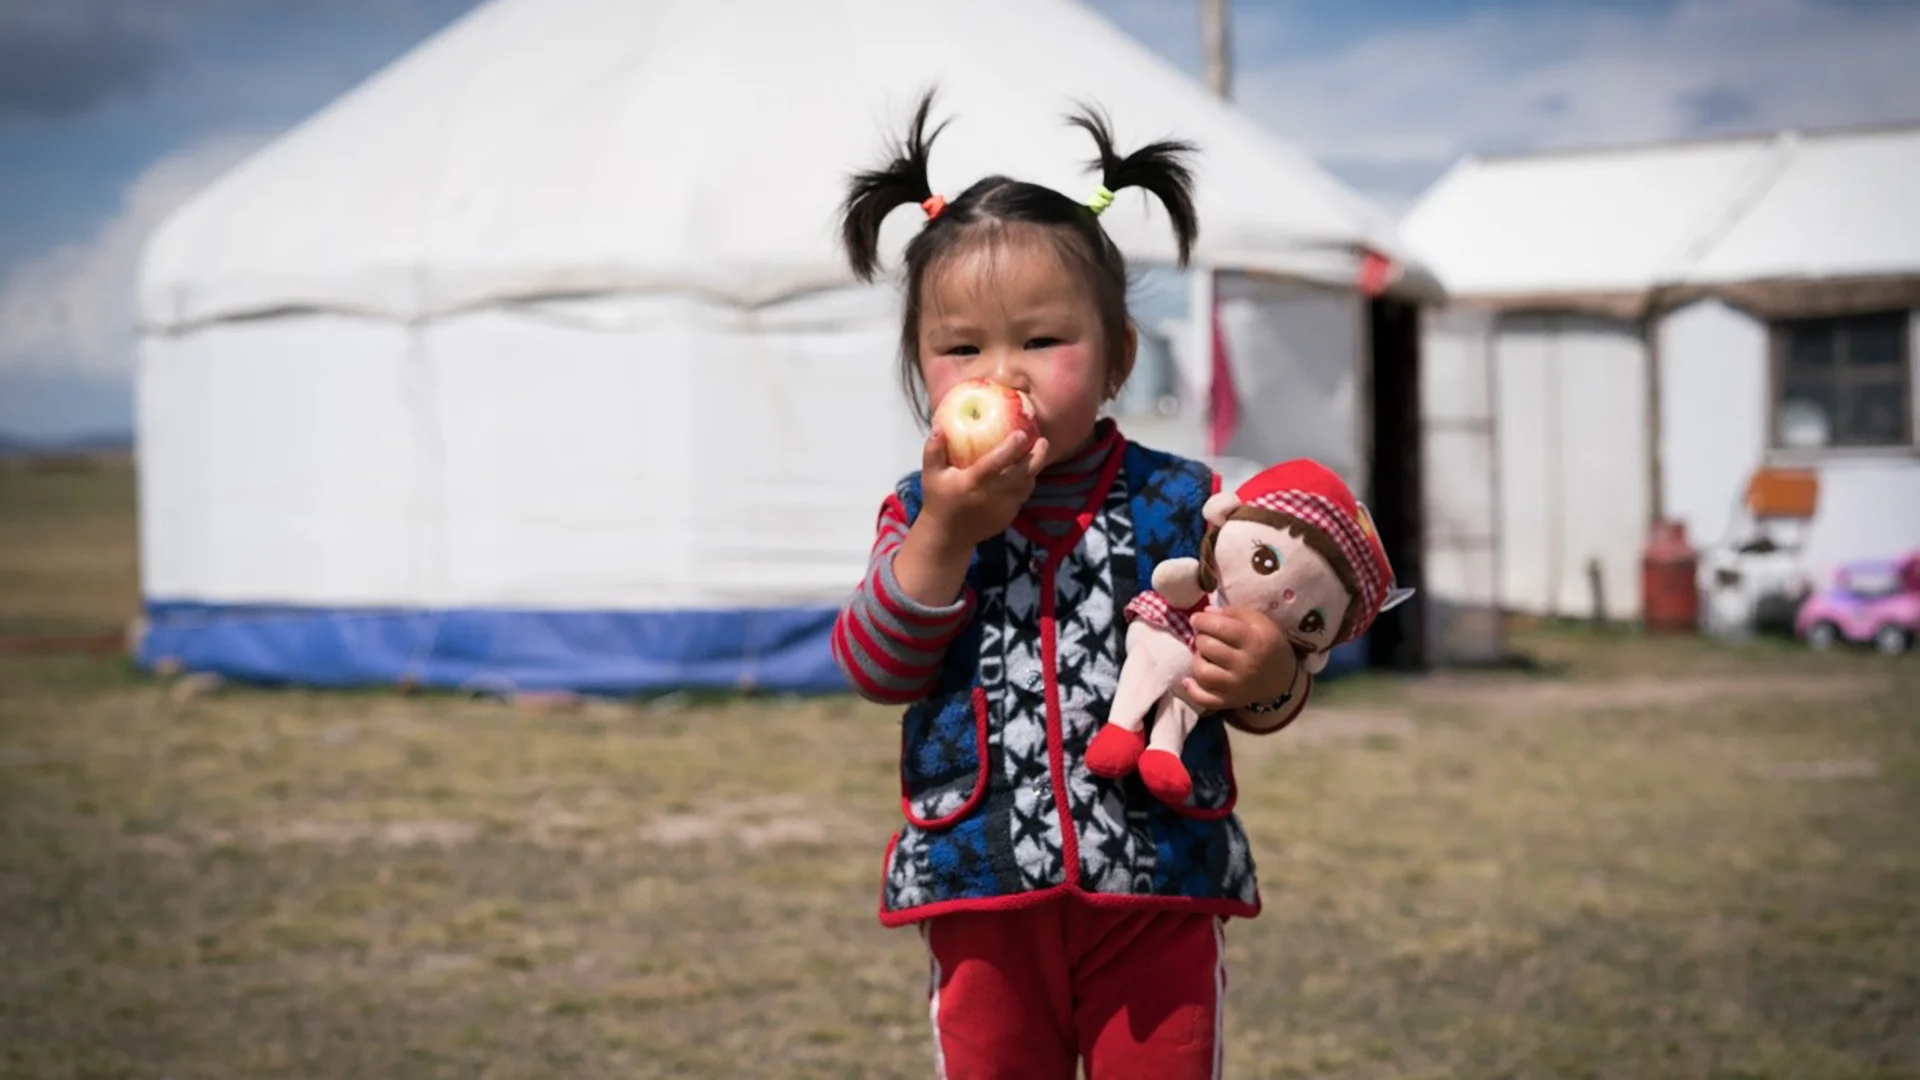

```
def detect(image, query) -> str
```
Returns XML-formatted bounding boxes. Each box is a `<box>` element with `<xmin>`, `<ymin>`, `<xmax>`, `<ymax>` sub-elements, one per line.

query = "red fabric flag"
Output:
<box><xmin>1207</xmin><ymin>289</ymin><xmax>1239</xmax><ymax>458</ymax></box>
<box><xmin>1358</xmin><ymin>249</ymin><xmax>1397</xmax><ymax>297</ymax></box>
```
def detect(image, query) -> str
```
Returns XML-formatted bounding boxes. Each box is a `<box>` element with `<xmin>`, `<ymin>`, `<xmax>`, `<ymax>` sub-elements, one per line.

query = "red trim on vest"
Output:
<box><xmin>877</xmin><ymin>877</ymin><xmax>1262</xmax><ymax>929</ymax></box>
<box><xmin>1039</xmin><ymin>559</ymin><xmax>1082</xmax><ymax>892</ymax></box>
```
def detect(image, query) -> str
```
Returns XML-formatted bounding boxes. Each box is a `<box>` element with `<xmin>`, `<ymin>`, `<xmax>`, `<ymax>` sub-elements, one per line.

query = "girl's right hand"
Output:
<box><xmin>916</xmin><ymin>426</ymin><xmax>1051</xmax><ymax>551</ymax></box>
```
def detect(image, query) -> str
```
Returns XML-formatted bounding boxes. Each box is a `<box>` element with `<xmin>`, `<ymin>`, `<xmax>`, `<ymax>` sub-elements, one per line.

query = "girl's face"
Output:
<box><xmin>916</xmin><ymin>230</ymin><xmax>1132</xmax><ymax>468</ymax></box>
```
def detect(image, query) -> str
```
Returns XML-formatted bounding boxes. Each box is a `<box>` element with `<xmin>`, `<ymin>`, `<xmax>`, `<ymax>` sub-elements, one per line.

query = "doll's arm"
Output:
<box><xmin>1149</xmin><ymin>557</ymin><xmax>1208</xmax><ymax>610</ymax></box>
<box><xmin>832</xmin><ymin>494</ymin><xmax>975</xmax><ymax>705</ymax></box>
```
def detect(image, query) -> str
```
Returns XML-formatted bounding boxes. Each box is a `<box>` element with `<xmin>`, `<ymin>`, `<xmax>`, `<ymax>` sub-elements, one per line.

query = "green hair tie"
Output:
<box><xmin>1085</xmin><ymin>184</ymin><xmax>1115</xmax><ymax>216</ymax></box>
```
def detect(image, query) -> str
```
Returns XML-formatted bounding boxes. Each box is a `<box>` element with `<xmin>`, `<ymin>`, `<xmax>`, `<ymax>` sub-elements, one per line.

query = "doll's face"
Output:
<box><xmin>1212</xmin><ymin>518</ymin><xmax>1352</xmax><ymax>655</ymax></box>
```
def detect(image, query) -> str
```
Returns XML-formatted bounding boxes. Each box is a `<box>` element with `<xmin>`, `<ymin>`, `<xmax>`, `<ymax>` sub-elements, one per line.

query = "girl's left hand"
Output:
<box><xmin>1182</xmin><ymin>608</ymin><xmax>1300</xmax><ymax>712</ymax></box>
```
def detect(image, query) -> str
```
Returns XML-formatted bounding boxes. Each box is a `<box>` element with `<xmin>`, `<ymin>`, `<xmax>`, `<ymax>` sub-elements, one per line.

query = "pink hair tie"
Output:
<box><xmin>921</xmin><ymin>194</ymin><xmax>947</xmax><ymax>220</ymax></box>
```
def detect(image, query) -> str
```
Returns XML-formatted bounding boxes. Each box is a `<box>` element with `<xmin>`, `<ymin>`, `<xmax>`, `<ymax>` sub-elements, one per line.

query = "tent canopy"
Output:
<box><xmin>140</xmin><ymin>0</ymin><xmax>1423</xmax><ymax>332</ymax></box>
<box><xmin>1401</xmin><ymin>123</ymin><xmax>1920</xmax><ymax>315</ymax></box>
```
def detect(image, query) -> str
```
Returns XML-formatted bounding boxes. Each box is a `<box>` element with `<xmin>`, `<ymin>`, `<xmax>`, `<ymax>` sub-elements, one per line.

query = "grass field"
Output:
<box><xmin>2</xmin><ymin>458</ymin><xmax>1917</xmax><ymax>1079</ymax></box>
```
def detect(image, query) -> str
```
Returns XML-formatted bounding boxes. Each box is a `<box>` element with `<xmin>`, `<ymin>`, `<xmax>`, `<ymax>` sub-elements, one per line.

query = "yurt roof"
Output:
<box><xmin>140</xmin><ymin>0</ymin><xmax>1430</xmax><ymax>332</ymax></box>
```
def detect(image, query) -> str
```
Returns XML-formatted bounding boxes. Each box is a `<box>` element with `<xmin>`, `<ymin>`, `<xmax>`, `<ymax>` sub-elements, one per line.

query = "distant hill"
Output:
<box><xmin>0</xmin><ymin>432</ymin><xmax>135</xmax><ymax>458</ymax></box>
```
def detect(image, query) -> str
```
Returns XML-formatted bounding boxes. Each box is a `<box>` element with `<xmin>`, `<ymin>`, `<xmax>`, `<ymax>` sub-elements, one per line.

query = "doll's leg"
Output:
<box><xmin>1087</xmin><ymin>625</ymin><xmax>1187</xmax><ymax>779</ymax></box>
<box><xmin>1137</xmin><ymin>696</ymin><xmax>1200</xmax><ymax>806</ymax></box>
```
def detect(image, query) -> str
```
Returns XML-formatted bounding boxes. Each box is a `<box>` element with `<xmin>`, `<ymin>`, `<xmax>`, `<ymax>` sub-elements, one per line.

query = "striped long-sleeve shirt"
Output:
<box><xmin>831</xmin><ymin>422</ymin><xmax>1120</xmax><ymax>704</ymax></box>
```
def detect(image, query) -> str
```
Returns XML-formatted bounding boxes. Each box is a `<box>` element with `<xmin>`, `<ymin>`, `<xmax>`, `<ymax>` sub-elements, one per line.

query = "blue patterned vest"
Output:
<box><xmin>879</xmin><ymin>436</ymin><xmax>1262</xmax><ymax>926</ymax></box>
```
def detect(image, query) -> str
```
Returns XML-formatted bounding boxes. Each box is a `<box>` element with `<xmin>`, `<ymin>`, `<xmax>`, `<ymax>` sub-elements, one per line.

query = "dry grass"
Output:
<box><xmin>3</xmin><ymin>464</ymin><xmax>1918</xmax><ymax>1079</ymax></box>
<box><xmin>0</xmin><ymin>454</ymin><xmax>138</xmax><ymax>636</ymax></box>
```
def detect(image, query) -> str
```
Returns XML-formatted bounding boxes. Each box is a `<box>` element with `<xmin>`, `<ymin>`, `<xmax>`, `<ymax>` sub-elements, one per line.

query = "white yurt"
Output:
<box><xmin>135</xmin><ymin>0</ymin><xmax>1438</xmax><ymax>694</ymax></box>
<box><xmin>1404</xmin><ymin>124</ymin><xmax>1920</xmax><ymax>626</ymax></box>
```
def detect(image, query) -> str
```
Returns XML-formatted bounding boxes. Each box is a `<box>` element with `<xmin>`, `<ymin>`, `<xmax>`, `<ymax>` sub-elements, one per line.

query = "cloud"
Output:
<box><xmin>0</xmin><ymin>1</ymin><xmax>203</xmax><ymax>120</ymax></box>
<box><xmin>0</xmin><ymin>0</ymin><xmax>477</xmax><ymax>122</ymax></box>
<box><xmin>1234</xmin><ymin>0</ymin><xmax>1920</xmax><ymax>208</ymax></box>
<box><xmin>0</xmin><ymin>132</ymin><xmax>265</xmax><ymax>375</ymax></box>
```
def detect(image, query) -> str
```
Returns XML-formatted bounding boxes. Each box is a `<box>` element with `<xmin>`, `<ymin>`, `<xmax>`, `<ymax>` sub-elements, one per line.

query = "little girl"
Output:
<box><xmin>832</xmin><ymin>92</ymin><xmax>1312</xmax><ymax>1080</ymax></box>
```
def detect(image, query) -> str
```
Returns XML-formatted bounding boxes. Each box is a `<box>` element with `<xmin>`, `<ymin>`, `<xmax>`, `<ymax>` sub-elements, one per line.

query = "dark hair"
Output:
<box><xmin>839</xmin><ymin>89</ymin><xmax>1199</xmax><ymax>421</ymax></box>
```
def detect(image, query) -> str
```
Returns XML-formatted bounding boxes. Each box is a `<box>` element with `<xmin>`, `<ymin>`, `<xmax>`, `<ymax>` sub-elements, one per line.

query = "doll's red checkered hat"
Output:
<box><xmin>1211</xmin><ymin>459</ymin><xmax>1410</xmax><ymax>643</ymax></box>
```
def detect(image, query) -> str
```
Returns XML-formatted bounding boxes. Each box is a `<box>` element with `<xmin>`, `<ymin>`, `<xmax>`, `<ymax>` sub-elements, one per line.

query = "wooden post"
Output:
<box><xmin>1588</xmin><ymin>556</ymin><xmax>1608</xmax><ymax>625</ymax></box>
<box><xmin>1643</xmin><ymin>310</ymin><xmax>1665</xmax><ymax>527</ymax></box>
<box><xmin>1202</xmin><ymin>0</ymin><xmax>1231</xmax><ymax>100</ymax></box>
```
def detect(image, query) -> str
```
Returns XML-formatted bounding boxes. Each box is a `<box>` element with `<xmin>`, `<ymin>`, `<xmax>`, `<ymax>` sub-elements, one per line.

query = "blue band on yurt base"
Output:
<box><xmin>138</xmin><ymin>600</ymin><xmax>1370</xmax><ymax>696</ymax></box>
<box><xmin>138</xmin><ymin>601</ymin><xmax>848</xmax><ymax>695</ymax></box>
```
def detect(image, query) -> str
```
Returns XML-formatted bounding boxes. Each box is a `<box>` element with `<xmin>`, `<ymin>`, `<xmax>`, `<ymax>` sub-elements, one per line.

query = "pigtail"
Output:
<box><xmin>841</xmin><ymin>89</ymin><xmax>949</xmax><ymax>281</ymax></box>
<box><xmin>1067</xmin><ymin>104</ymin><xmax>1200</xmax><ymax>266</ymax></box>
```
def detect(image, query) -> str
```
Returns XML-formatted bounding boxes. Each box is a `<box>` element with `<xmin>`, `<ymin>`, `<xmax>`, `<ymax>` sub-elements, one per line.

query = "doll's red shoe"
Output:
<box><xmin>1085</xmin><ymin>724</ymin><xmax>1147</xmax><ymax>778</ymax></box>
<box><xmin>1138</xmin><ymin>748</ymin><xmax>1193</xmax><ymax>806</ymax></box>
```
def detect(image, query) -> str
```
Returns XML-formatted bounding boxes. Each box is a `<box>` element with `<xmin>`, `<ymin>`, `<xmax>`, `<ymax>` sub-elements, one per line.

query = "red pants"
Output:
<box><xmin>918</xmin><ymin>899</ymin><xmax>1228</xmax><ymax>1079</ymax></box>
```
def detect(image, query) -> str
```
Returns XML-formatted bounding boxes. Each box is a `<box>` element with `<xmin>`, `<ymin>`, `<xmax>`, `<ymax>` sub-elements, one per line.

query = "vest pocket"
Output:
<box><xmin>899</xmin><ymin>686</ymin><xmax>990</xmax><ymax>830</ymax></box>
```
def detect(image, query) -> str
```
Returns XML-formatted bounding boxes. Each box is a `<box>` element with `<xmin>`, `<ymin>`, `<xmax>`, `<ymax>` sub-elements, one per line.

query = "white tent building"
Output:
<box><xmin>135</xmin><ymin>0</ymin><xmax>1440</xmax><ymax>694</ymax></box>
<box><xmin>1404</xmin><ymin>123</ymin><xmax>1920</xmax><ymax>624</ymax></box>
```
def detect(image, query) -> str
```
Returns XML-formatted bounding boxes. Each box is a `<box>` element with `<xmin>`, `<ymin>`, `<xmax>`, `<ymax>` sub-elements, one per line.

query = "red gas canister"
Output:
<box><xmin>1642</xmin><ymin>519</ymin><xmax>1700</xmax><ymax>634</ymax></box>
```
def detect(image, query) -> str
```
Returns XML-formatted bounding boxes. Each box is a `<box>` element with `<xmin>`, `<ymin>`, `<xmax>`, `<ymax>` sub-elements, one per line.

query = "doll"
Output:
<box><xmin>1085</xmin><ymin>458</ymin><xmax>1413</xmax><ymax>805</ymax></box>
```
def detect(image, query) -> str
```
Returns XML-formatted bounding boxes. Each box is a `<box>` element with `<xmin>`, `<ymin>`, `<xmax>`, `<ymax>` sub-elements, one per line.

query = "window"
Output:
<box><xmin>1114</xmin><ymin>324</ymin><xmax>1181</xmax><ymax>417</ymax></box>
<box><xmin>1772</xmin><ymin>311</ymin><xmax>1912</xmax><ymax>450</ymax></box>
<box><xmin>1114</xmin><ymin>266</ymin><xmax>1191</xmax><ymax>417</ymax></box>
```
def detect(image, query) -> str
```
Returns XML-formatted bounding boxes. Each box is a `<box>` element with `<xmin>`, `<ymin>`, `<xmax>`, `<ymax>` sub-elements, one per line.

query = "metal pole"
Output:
<box><xmin>1201</xmin><ymin>0</ymin><xmax>1231</xmax><ymax>100</ymax></box>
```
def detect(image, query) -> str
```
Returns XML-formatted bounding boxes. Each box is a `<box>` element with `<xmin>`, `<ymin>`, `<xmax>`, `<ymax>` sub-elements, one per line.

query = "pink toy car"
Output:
<box><xmin>1794</xmin><ymin>552</ymin><xmax>1920</xmax><ymax>655</ymax></box>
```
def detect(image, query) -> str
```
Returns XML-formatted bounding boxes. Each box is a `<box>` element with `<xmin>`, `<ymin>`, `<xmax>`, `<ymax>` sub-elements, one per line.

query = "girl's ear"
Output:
<box><xmin>1106</xmin><ymin>325</ymin><xmax>1139</xmax><ymax>401</ymax></box>
<box><xmin>1305</xmin><ymin>651</ymin><xmax>1331</xmax><ymax>674</ymax></box>
<box><xmin>1202</xmin><ymin>493</ymin><xmax>1239</xmax><ymax>527</ymax></box>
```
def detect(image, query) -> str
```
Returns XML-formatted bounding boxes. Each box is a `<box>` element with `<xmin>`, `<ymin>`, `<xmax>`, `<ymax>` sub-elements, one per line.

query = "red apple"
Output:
<box><xmin>932</xmin><ymin>378</ymin><xmax>1039</xmax><ymax>468</ymax></box>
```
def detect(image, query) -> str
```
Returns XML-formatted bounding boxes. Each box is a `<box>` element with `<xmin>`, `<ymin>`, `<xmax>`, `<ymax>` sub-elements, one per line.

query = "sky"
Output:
<box><xmin>1</xmin><ymin>0</ymin><xmax>1917</xmax><ymax>443</ymax></box>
